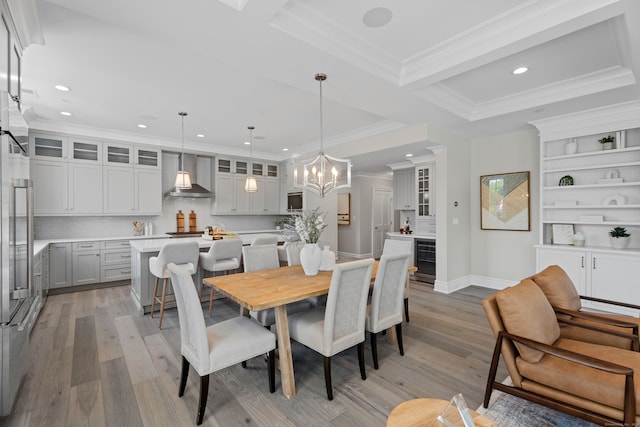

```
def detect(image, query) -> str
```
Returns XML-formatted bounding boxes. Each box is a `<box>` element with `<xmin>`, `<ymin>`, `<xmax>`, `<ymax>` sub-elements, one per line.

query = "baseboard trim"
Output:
<box><xmin>469</xmin><ymin>275</ymin><xmax>517</xmax><ymax>291</ymax></box>
<box><xmin>433</xmin><ymin>275</ymin><xmax>517</xmax><ymax>294</ymax></box>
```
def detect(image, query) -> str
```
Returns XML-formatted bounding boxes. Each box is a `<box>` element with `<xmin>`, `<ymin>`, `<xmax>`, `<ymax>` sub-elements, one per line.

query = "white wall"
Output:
<box><xmin>337</xmin><ymin>175</ymin><xmax>392</xmax><ymax>258</ymax></box>
<box><xmin>469</xmin><ymin>128</ymin><xmax>540</xmax><ymax>284</ymax></box>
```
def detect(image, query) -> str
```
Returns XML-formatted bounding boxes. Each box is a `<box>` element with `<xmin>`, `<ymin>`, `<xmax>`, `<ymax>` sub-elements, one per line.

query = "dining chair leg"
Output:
<box><xmin>208</xmin><ymin>285</ymin><xmax>215</xmax><ymax>317</ymax></box>
<box><xmin>268</xmin><ymin>349</ymin><xmax>276</xmax><ymax>393</ymax></box>
<box><xmin>158</xmin><ymin>278</ymin><xmax>168</xmax><ymax>329</ymax></box>
<box><xmin>241</xmin><ymin>361</ymin><xmax>247</xmax><ymax>368</ymax></box>
<box><xmin>179</xmin><ymin>356</ymin><xmax>189</xmax><ymax>397</ymax></box>
<box><xmin>395</xmin><ymin>323</ymin><xmax>404</xmax><ymax>356</ymax></box>
<box><xmin>196</xmin><ymin>374</ymin><xmax>209</xmax><ymax>425</ymax></box>
<box><xmin>150</xmin><ymin>277</ymin><xmax>159</xmax><ymax>318</ymax></box>
<box><xmin>370</xmin><ymin>331</ymin><xmax>379</xmax><ymax>370</ymax></box>
<box><xmin>323</xmin><ymin>356</ymin><xmax>333</xmax><ymax>400</ymax></box>
<box><xmin>358</xmin><ymin>342</ymin><xmax>366</xmax><ymax>380</ymax></box>
<box><xmin>404</xmin><ymin>297</ymin><xmax>409</xmax><ymax>322</ymax></box>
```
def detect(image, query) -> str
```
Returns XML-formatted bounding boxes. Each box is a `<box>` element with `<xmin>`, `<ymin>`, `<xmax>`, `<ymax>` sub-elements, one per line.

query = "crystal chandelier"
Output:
<box><xmin>294</xmin><ymin>73</ymin><xmax>351</xmax><ymax>197</ymax></box>
<box><xmin>244</xmin><ymin>125</ymin><xmax>258</xmax><ymax>193</ymax></box>
<box><xmin>175</xmin><ymin>111</ymin><xmax>192</xmax><ymax>189</ymax></box>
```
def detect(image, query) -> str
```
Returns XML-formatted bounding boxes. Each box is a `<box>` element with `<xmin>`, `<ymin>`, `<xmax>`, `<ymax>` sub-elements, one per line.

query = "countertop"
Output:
<box><xmin>130</xmin><ymin>233</ymin><xmax>285</xmax><ymax>253</ymax></box>
<box><xmin>386</xmin><ymin>232</ymin><xmax>436</xmax><ymax>240</ymax></box>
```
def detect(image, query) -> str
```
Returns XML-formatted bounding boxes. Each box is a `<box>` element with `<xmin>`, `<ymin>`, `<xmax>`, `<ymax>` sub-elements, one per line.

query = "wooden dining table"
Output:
<box><xmin>203</xmin><ymin>260</ymin><xmax>407</xmax><ymax>398</ymax></box>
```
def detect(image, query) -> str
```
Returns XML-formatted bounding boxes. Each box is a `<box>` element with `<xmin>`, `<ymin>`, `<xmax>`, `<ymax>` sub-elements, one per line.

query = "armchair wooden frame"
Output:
<box><xmin>484</xmin><ymin>330</ymin><xmax>636</xmax><ymax>426</ymax></box>
<box><xmin>554</xmin><ymin>307</ymin><xmax>640</xmax><ymax>351</ymax></box>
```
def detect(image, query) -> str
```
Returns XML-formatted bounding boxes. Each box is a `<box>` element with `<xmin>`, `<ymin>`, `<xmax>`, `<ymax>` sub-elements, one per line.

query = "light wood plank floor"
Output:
<box><xmin>2</xmin><ymin>279</ymin><xmax>508</xmax><ymax>427</ymax></box>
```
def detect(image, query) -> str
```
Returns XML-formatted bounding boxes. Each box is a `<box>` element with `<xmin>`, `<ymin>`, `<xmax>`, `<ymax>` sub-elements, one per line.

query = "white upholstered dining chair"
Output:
<box><xmin>199</xmin><ymin>238</ymin><xmax>243</xmax><ymax>315</ymax></box>
<box><xmin>251</xmin><ymin>235</ymin><xmax>279</xmax><ymax>245</ymax></box>
<box><xmin>149</xmin><ymin>241</ymin><xmax>200</xmax><ymax>329</ymax></box>
<box><xmin>382</xmin><ymin>239</ymin><xmax>413</xmax><ymax>322</ymax></box>
<box><xmin>365</xmin><ymin>252</ymin><xmax>412</xmax><ymax>369</ymax></box>
<box><xmin>167</xmin><ymin>263</ymin><xmax>276</xmax><ymax>425</ymax></box>
<box><xmin>287</xmin><ymin>258</ymin><xmax>375</xmax><ymax>400</ymax></box>
<box><xmin>241</xmin><ymin>245</ymin><xmax>312</xmax><ymax>327</ymax></box>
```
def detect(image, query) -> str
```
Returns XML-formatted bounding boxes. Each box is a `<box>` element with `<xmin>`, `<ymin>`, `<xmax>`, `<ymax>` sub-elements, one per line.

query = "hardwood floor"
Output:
<box><xmin>2</xmin><ymin>279</ymin><xmax>508</xmax><ymax>426</ymax></box>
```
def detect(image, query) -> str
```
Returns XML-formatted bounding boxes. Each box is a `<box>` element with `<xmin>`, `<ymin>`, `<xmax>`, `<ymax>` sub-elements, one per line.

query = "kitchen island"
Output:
<box><xmin>129</xmin><ymin>233</ymin><xmax>284</xmax><ymax>315</ymax></box>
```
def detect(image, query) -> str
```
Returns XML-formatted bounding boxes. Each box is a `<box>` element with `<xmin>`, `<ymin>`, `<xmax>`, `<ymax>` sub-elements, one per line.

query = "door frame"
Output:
<box><xmin>371</xmin><ymin>187</ymin><xmax>393</xmax><ymax>259</ymax></box>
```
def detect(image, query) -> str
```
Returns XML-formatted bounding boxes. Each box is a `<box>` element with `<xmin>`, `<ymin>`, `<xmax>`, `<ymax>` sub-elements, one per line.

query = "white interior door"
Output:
<box><xmin>371</xmin><ymin>188</ymin><xmax>392</xmax><ymax>258</ymax></box>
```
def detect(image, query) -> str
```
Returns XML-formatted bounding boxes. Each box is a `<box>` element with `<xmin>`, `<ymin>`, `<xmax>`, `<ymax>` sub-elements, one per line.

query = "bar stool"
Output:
<box><xmin>149</xmin><ymin>241</ymin><xmax>200</xmax><ymax>329</ymax></box>
<box><xmin>199</xmin><ymin>238</ymin><xmax>243</xmax><ymax>315</ymax></box>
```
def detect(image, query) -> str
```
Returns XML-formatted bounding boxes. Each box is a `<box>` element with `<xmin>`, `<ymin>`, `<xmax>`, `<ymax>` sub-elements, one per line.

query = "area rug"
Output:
<box><xmin>476</xmin><ymin>379</ymin><xmax>598</xmax><ymax>426</ymax></box>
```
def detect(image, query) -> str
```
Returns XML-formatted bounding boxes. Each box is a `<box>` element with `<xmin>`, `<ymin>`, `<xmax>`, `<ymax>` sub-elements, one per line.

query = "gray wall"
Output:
<box><xmin>469</xmin><ymin>128</ymin><xmax>540</xmax><ymax>283</ymax></box>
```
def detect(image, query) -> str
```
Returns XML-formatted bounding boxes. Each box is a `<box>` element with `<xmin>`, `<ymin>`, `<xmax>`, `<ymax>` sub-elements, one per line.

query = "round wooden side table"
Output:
<box><xmin>386</xmin><ymin>398</ymin><xmax>496</xmax><ymax>427</ymax></box>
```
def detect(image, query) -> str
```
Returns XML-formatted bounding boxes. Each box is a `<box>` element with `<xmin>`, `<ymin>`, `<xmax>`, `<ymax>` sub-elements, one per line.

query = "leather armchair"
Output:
<box><xmin>482</xmin><ymin>279</ymin><xmax>640</xmax><ymax>426</ymax></box>
<box><xmin>530</xmin><ymin>265</ymin><xmax>640</xmax><ymax>351</ymax></box>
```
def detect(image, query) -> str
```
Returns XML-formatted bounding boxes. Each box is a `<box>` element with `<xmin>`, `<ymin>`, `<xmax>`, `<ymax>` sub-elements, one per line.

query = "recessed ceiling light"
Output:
<box><xmin>60</xmin><ymin>111</ymin><xmax>72</xmax><ymax>116</ymax></box>
<box><xmin>137</xmin><ymin>124</ymin><xmax>147</xmax><ymax>128</ymax></box>
<box><xmin>512</xmin><ymin>67</ymin><xmax>528</xmax><ymax>75</ymax></box>
<box><xmin>405</xmin><ymin>153</ymin><xmax>413</xmax><ymax>157</ymax></box>
<box><xmin>363</xmin><ymin>7</ymin><xmax>392</xmax><ymax>28</ymax></box>
<box><xmin>55</xmin><ymin>85</ymin><xmax>70</xmax><ymax>91</ymax></box>
<box><xmin>244</xmin><ymin>141</ymin><xmax>250</xmax><ymax>145</ymax></box>
<box><xmin>196</xmin><ymin>134</ymin><xmax>205</xmax><ymax>138</ymax></box>
<box><xmin>282</xmin><ymin>148</ymin><xmax>289</xmax><ymax>152</ymax></box>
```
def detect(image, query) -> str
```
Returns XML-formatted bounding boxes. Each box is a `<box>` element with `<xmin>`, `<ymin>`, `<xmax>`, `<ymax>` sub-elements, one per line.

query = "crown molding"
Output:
<box><xmin>529</xmin><ymin>99</ymin><xmax>640</xmax><ymax>140</ymax></box>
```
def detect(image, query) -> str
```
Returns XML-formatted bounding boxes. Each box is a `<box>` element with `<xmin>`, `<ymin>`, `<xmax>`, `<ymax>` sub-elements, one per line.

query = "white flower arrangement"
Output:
<box><xmin>286</xmin><ymin>207</ymin><xmax>327</xmax><ymax>244</ymax></box>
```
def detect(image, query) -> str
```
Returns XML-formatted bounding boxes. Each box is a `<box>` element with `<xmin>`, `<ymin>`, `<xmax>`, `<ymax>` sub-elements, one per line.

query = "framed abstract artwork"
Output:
<box><xmin>480</xmin><ymin>171</ymin><xmax>530</xmax><ymax>231</ymax></box>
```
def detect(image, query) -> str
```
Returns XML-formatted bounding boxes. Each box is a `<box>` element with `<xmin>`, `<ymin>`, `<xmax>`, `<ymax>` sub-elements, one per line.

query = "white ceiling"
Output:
<box><xmin>20</xmin><ymin>0</ymin><xmax>640</xmax><ymax>174</ymax></box>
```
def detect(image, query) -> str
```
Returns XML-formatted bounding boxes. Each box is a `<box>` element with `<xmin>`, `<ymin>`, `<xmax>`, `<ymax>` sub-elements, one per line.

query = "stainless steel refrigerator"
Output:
<box><xmin>0</xmin><ymin>91</ymin><xmax>36</xmax><ymax>416</ymax></box>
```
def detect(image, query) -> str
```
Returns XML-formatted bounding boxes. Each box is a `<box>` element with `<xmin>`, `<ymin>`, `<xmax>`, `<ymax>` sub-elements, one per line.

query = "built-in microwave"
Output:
<box><xmin>287</xmin><ymin>191</ymin><xmax>303</xmax><ymax>211</ymax></box>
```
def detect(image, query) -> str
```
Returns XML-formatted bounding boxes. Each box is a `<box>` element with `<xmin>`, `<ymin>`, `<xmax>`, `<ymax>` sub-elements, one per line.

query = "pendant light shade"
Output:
<box><xmin>175</xmin><ymin>111</ymin><xmax>192</xmax><ymax>189</ymax></box>
<box><xmin>294</xmin><ymin>73</ymin><xmax>351</xmax><ymax>197</ymax></box>
<box><xmin>244</xmin><ymin>125</ymin><xmax>258</xmax><ymax>193</ymax></box>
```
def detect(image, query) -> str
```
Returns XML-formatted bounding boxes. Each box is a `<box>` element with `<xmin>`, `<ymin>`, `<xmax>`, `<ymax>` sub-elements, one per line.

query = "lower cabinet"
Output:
<box><xmin>72</xmin><ymin>241</ymin><xmax>101</xmax><ymax>286</ymax></box>
<box><xmin>49</xmin><ymin>243</ymin><xmax>72</xmax><ymax>289</ymax></box>
<box><xmin>48</xmin><ymin>239</ymin><xmax>133</xmax><ymax>291</ymax></box>
<box><xmin>536</xmin><ymin>246</ymin><xmax>640</xmax><ymax>316</ymax></box>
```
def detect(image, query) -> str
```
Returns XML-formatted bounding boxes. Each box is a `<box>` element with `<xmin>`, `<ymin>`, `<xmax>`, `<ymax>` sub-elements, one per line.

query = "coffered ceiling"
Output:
<box><xmin>20</xmin><ymin>0</ymin><xmax>640</xmax><ymax>173</ymax></box>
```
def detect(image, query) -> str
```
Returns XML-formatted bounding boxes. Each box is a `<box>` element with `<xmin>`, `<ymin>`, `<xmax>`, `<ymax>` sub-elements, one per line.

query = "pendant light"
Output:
<box><xmin>175</xmin><ymin>111</ymin><xmax>192</xmax><ymax>189</ymax></box>
<box><xmin>294</xmin><ymin>73</ymin><xmax>351</xmax><ymax>197</ymax></box>
<box><xmin>244</xmin><ymin>125</ymin><xmax>258</xmax><ymax>193</ymax></box>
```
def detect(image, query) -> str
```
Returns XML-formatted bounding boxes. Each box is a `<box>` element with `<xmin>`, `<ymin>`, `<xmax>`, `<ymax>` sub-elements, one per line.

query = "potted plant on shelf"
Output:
<box><xmin>599</xmin><ymin>134</ymin><xmax>615</xmax><ymax>150</ymax></box>
<box><xmin>274</xmin><ymin>217</ymin><xmax>291</xmax><ymax>230</ymax></box>
<box><xmin>609</xmin><ymin>226</ymin><xmax>630</xmax><ymax>249</ymax></box>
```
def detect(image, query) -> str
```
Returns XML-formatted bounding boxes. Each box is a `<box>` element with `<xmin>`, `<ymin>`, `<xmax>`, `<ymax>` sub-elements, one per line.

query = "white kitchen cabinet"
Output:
<box><xmin>103</xmin><ymin>166</ymin><xmax>135</xmax><ymax>214</ymax></box>
<box><xmin>100</xmin><ymin>240</ymin><xmax>131</xmax><ymax>282</ymax></box>
<box><xmin>104</xmin><ymin>142</ymin><xmax>133</xmax><ymax>165</ymax></box>
<box><xmin>72</xmin><ymin>242</ymin><xmax>101</xmax><ymax>286</ymax></box>
<box><xmin>135</xmin><ymin>169</ymin><xmax>162</xmax><ymax>214</ymax></box>
<box><xmin>393</xmin><ymin>168</ymin><xmax>415</xmax><ymax>210</ymax></box>
<box><xmin>416</xmin><ymin>164</ymin><xmax>434</xmax><ymax>217</ymax></box>
<box><xmin>32</xmin><ymin>159</ymin><xmax>67</xmax><ymax>215</ymax></box>
<box><xmin>68</xmin><ymin>163</ymin><xmax>102</xmax><ymax>214</ymax></box>
<box><xmin>212</xmin><ymin>173</ymin><xmax>251</xmax><ymax>214</ymax></box>
<box><xmin>49</xmin><ymin>243</ymin><xmax>72</xmax><ymax>289</ymax></box>
<box><xmin>251</xmin><ymin>177</ymin><xmax>280</xmax><ymax>214</ymax></box>
<box><xmin>30</xmin><ymin>133</ymin><xmax>67</xmax><ymax>161</ymax></box>
<box><xmin>536</xmin><ymin>246</ymin><xmax>640</xmax><ymax>316</ymax></box>
<box><xmin>135</xmin><ymin>147</ymin><xmax>161</xmax><ymax>169</ymax></box>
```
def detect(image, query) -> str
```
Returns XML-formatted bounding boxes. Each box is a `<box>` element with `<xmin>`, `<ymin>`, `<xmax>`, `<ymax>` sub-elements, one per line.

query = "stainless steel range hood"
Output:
<box><xmin>164</xmin><ymin>153</ymin><xmax>213</xmax><ymax>198</ymax></box>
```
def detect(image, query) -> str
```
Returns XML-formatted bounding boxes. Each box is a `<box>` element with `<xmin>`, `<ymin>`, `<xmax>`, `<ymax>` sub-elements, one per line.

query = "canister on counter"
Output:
<box><xmin>177</xmin><ymin>210</ymin><xmax>185</xmax><ymax>232</ymax></box>
<box><xmin>189</xmin><ymin>210</ymin><xmax>197</xmax><ymax>232</ymax></box>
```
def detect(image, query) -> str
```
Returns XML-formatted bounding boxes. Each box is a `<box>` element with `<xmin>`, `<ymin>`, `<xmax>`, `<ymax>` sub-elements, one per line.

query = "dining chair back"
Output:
<box><xmin>285</xmin><ymin>240</ymin><xmax>305</xmax><ymax>266</ymax></box>
<box><xmin>251</xmin><ymin>235</ymin><xmax>279</xmax><ymax>246</ymax></box>
<box><xmin>149</xmin><ymin>241</ymin><xmax>200</xmax><ymax>328</ymax></box>
<box><xmin>287</xmin><ymin>258</ymin><xmax>375</xmax><ymax>400</ymax></box>
<box><xmin>366</xmin><ymin>252</ymin><xmax>412</xmax><ymax>369</ymax></box>
<box><xmin>242</xmin><ymin>244</ymin><xmax>312</xmax><ymax>326</ymax></box>
<box><xmin>382</xmin><ymin>238</ymin><xmax>413</xmax><ymax>322</ymax></box>
<box><xmin>167</xmin><ymin>263</ymin><xmax>276</xmax><ymax>425</ymax></box>
<box><xmin>242</xmin><ymin>245</ymin><xmax>280</xmax><ymax>272</ymax></box>
<box><xmin>199</xmin><ymin>238</ymin><xmax>243</xmax><ymax>316</ymax></box>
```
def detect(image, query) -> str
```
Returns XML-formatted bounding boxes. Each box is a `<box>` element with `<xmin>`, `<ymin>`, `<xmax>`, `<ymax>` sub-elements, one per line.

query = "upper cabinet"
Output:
<box><xmin>30</xmin><ymin>132</ymin><xmax>162</xmax><ymax>216</ymax></box>
<box><xmin>392</xmin><ymin>168</ymin><xmax>415</xmax><ymax>210</ymax></box>
<box><xmin>416</xmin><ymin>164</ymin><xmax>434</xmax><ymax>217</ymax></box>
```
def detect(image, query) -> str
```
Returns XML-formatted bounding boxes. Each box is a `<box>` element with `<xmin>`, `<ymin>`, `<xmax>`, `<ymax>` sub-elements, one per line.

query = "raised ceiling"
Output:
<box><xmin>20</xmin><ymin>0</ymin><xmax>640</xmax><ymax>173</ymax></box>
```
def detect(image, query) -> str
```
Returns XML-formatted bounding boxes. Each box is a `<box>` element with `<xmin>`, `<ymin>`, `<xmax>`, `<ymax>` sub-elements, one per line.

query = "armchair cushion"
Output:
<box><xmin>531</xmin><ymin>265</ymin><xmax>581</xmax><ymax>311</ymax></box>
<box><xmin>496</xmin><ymin>279</ymin><xmax>560</xmax><ymax>363</ymax></box>
<box><xmin>517</xmin><ymin>338</ymin><xmax>640</xmax><ymax>416</ymax></box>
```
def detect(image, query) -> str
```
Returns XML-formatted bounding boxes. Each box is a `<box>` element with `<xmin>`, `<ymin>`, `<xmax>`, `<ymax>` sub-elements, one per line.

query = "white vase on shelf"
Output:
<box><xmin>610</xmin><ymin>236</ymin><xmax>630</xmax><ymax>249</ymax></box>
<box><xmin>299</xmin><ymin>243</ymin><xmax>322</xmax><ymax>275</ymax></box>
<box><xmin>564</xmin><ymin>139</ymin><xmax>577</xmax><ymax>155</ymax></box>
<box><xmin>318</xmin><ymin>246</ymin><xmax>335</xmax><ymax>271</ymax></box>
